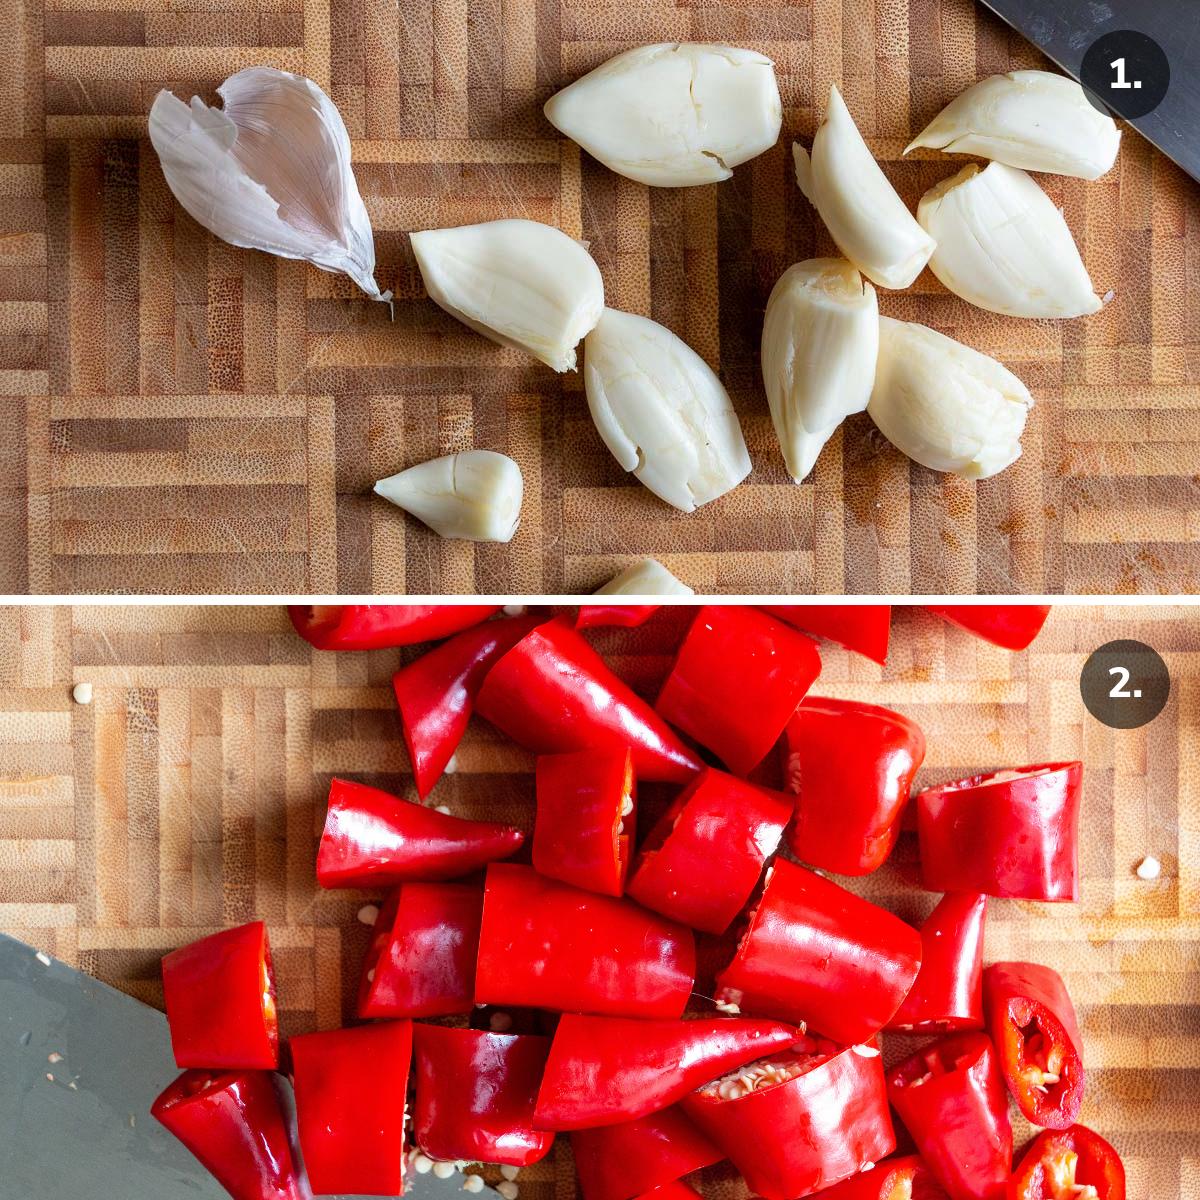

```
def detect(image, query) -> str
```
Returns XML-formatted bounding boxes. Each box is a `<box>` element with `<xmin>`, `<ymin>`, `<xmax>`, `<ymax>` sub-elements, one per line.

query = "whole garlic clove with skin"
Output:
<box><xmin>918</xmin><ymin>163</ymin><xmax>1102</xmax><ymax>319</ymax></box>
<box><xmin>868</xmin><ymin>317</ymin><xmax>1034</xmax><ymax>480</ymax></box>
<box><xmin>761</xmin><ymin>258</ymin><xmax>879</xmax><ymax>483</ymax></box>
<box><xmin>596</xmin><ymin>560</ymin><xmax>694</xmax><ymax>596</ymax></box>
<box><xmin>410</xmin><ymin>219</ymin><xmax>604</xmax><ymax>373</ymax></box>
<box><xmin>544</xmin><ymin>43</ymin><xmax>782</xmax><ymax>188</ymax></box>
<box><xmin>584</xmin><ymin>307</ymin><xmax>752</xmax><ymax>513</ymax></box>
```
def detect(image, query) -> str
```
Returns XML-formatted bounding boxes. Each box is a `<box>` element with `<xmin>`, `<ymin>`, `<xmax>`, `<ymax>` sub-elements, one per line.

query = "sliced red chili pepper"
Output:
<box><xmin>161</xmin><ymin>921</ymin><xmax>278</xmax><ymax>1070</ymax></box>
<box><xmin>288</xmin><ymin>603</ymin><xmax>500</xmax><ymax>651</ymax></box>
<box><xmin>812</xmin><ymin>1155</ymin><xmax>950</xmax><ymax>1200</ymax></box>
<box><xmin>535</xmin><ymin>1013</ymin><xmax>802</xmax><ymax>1129</ymax></box>
<box><xmin>715</xmin><ymin>859</ymin><xmax>922</xmax><ymax>1044</ymax></box>
<box><xmin>917</xmin><ymin>763</ymin><xmax>1082</xmax><ymax>901</ymax></box>
<box><xmin>412</xmin><ymin>1026</ymin><xmax>554</xmax><ymax>1166</ymax></box>
<box><xmin>655</xmin><ymin>606</ymin><xmax>821</xmax><ymax>776</ymax></box>
<box><xmin>476</xmin><ymin>616</ymin><xmax>702</xmax><ymax>783</ymax></box>
<box><xmin>1010</xmin><ymin>1126</ymin><xmax>1125</xmax><ymax>1200</ymax></box>
<box><xmin>758</xmin><ymin>605</ymin><xmax>892</xmax><ymax>664</ymax></box>
<box><xmin>626</xmin><ymin>768</ymin><xmax>791</xmax><ymax>933</ymax></box>
<box><xmin>925</xmin><ymin>605</ymin><xmax>1051</xmax><ymax>651</ymax></box>
<box><xmin>783</xmin><ymin>697</ymin><xmax>925</xmax><ymax>875</ymax></box>
<box><xmin>316</xmin><ymin>777</ymin><xmax>524</xmax><ymax>888</ymax></box>
<box><xmin>984</xmin><ymin>962</ymin><xmax>1085</xmax><ymax>1130</ymax></box>
<box><xmin>475</xmin><ymin>864</ymin><xmax>695</xmax><ymax>1018</ymax></box>
<box><xmin>577</xmin><ymin>605</ymin><xmax>662</xmax><ymax>629</ymax></box>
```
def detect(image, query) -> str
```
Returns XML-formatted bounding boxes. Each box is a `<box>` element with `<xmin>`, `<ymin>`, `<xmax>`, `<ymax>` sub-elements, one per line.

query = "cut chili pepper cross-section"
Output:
<box><xmin>1010</xmin><ymin>1125</ymin><xmax>1125</xmax><ymax>1200</ymax></box>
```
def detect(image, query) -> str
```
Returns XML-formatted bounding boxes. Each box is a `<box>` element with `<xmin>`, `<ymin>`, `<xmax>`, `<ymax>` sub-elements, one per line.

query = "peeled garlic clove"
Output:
<box><xmin>868</xmin><ymin>317</ymin><xmax>1033</xmax><ymax>480</ymax></box>
<box><xmin>793</xmin><ymin>86</ymin><xmax>935</xmax><ymax>290</ymax></box>
<box><xmin>918</xmin><ymin>163</ymin><xmax>1101</xmax><ymax>319</ymax></box>
<box><xmin>148</xmin><ymin>67</ymin><xmax>388</xmax><ymax>301</ymax></box>
<box><xmin>596</xmin><ymin>559</ymin><xmax>694</xmax><ymax>596</ymax></box>
<box><xmin>905</xmin><ymin>70</ymin><xmax>1120</xmax><ymax>181</ymax></box>
<box><xmin>374</xmin><ymin>450</ymin><xmax>523</xmax><ymax>542</ymax></box>
<box><xmin>761</xmin><ymin>258</ymin><xmax>879</xmax><ymax>482</ymax></box>
<box><xmin>544</xmin><ymin>43</ymin><xmax>782</xmax><ymax>188</ymax></box>
<box><xmin>584</xmin><ymin>307</ymin><xmax>751</xmax><ymax>512</ymax></box>
<box><xmin>410</xmin><ymin>219</ymin><xmax>603</xmax><ymax>372</ymax></box>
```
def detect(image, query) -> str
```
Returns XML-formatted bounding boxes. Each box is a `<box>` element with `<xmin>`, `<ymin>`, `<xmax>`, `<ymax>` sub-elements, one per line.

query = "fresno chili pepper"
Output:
<box><xmin>783</xmin><ymin>697</ymin><xmax>925</xmax><ymax>875</ymax></box>
<box><xmin>1010</xmin><ymin>1126</ymin><xmax>1125</xmax><ymax>1200</ymax></box>
<box><xmin>984</xmin><ymin>962</ymin><xmax>1085</xmax><ymax>1130</ymax></box>
<box><xmin>475</xmin><ymin>864</ymin><xmax>695</xmax><ymax>1018</ymax></box>
<box><xmin>926</xmin><ymin>605</ymin><xmax>1051</xmax><ymax>651</ymax></box>
<box><xmin>577</xmin><ymin>605</ymin><xmax>661</xmax><ymax>630</ymax></box>
<box><xmin>288</xmin><ymin>603</ymin><xmax>500</xmax><ymax>651</ymax></box>
<box><xmin>917</xmin><ymin>763</ymin><xmax>1082</xmax><ymax>901</ymax></box>
<box><xmin>715</xmin><ymin>859</ymin><xmax>922</xmax><ymax>1044</ymax></box>
<box><xmin>412</xmin><ymin>1026</ymin><xmax>554</xmax><ymax>1166</ymax></box>
<box><xmin>655</xmin><ymin>606</ymin><xmax>821</xmax><ymax>776</ymax></box>
<box><xmin>758</xmin><ymin>605</ymin><xmax>892</xmax><ymax>664</ymax></box>
<box><xmin>814</xmin><ymin>1155</ymin><xmax>950</xmax><ymax>1200</ymax></box>
<box><xmin>476</xmin><ymin>616</ymin><xmax>702</xmax><ymax>784</ymax></box>
<box><xmin>316</xmin><ymin>777</ymin><xmax>524</xmax><ymax>888</ymax></box>
<box><xmin>161</xmin><ymin>921</ymin><xmax>278</xmax><ymax>1070</ymax></box>
<box><xmin>626</xmin><ymin>768</ymin><xmax>791</xmax><ymax>933</ymax></box>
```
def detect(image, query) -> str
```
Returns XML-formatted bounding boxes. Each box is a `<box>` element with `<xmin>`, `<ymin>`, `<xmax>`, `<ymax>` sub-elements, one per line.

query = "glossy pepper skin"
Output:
<box><xmin>814</xmin><ymin>1155</ymin><xmax>950</xmax><ymax>1200</ymax></box>
<box><xmin>917</xmin><ymin>763</ymin><xmax>1083</xmax><ymax>901</ymax></box>
<box><xmin>655</xmin><ymin>607</ymin><xmax>822</xmax><ymax>776</ymax></box>
<box><xmin>1010</xmin><ymin>1126</ymin><xmax>1125</xmax><ymax>1200</ymax></box>
<box><xmin>577</xmin><ymin>605</ymin><xmax>661</xmax><ymax>630</ymax></box>
<box><xmin>476</xmin><ymin>617</ymin><xmax>702</xmax><ymax>784</ymax></box>
<box><xmin>926</xmin><ymin>605</ymin><xmax>1050</xmax><ymax>651</ymax></box>
<box><xmin>758</xmin><ymin>605</ymin><xmax>891</xmax><ymax>664</ymax></box>
<box><xmin>626</xmin><ymin>768</ymin><xmax>791</xmax><ymax>933</ymax></box>
<box><xmin>984</xmin><ymin>962</ymin><xmax>1085</xmax><ymax>1130</ymax></box>
<box><xmin>412</xmin><ymin>1026</ymin><xmax>554</xmax><ymax>1166</ymax></box>
<box><xmin>316</xmin><ymin>777</ymin><xmax>524</xmax><ymax>888</ymax></box>
<box><xmin>715</xmin><ymin>859</ymin><xmax>922</xmax><ymax>1044</ymax></box>
<box><xmin>783</xmin><ymin>697</ymin><xmax>925</xmax><ymax>875</ymax></box>
<box><xmin>161</xmin><ymin>921</ymin><xmax>278</xmax><ymax>1070</ymax></box>
<box><xmin>288</xmin><ymin>604</ymin><xmax>500</xmax><ymax>651</ymax></box>
<box><xmin>475</xmin><ymin>864</ymin><xmax>695</xmax><ymax>1019</ymax></box>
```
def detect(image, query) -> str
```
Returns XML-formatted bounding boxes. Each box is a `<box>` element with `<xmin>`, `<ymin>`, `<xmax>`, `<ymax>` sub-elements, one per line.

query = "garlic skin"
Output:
<box><xmin>868</xmin><ymin>317</ymin><xmax>1033</xmax><ymax>480</ymax></box>
<box><xmin>410</xmin><ymin>220</ymin><xmax>603</xmax><ymax>372</ymax></box>
<box><xmin>374</xmin><ymin>450</ymin><xmax>523</xmax><ymax>542</ymax></box>
<box><xmin>148</xmin><ymin>67</ymin><xmax>388</xmax><ymax>301</ymax></box>
<box><xmin>584</xmin><ymin>308</ymin><xmax>751</xmax><ymax>512</ymax></box>
<box><xmin>596</xmin><ymin>559</ymin><xmax>694</xmax><ymax>596</ymax></box>
<box><xmin>905</xmin><ymin>71</ymin><xmax>1120</xmax><ymax>181</ymax></box>
<box><xmin>544</xmin><ymin>43</ymin><xmax>782</xmax><ymax>188</ymax></box>
<box><xmin>761</xmin><ymin>258</ymin><xmax>879</xmax><ymax>482</ymax></box>
<box><xmin>793</xmin><ymin>87</ymin><xmax>935</xmax><ymax>290</ymax></box>
<box><xmin>918</xmin><ymin>163</ymin><xmax>1101</xmax><ymax>319</ymax></box>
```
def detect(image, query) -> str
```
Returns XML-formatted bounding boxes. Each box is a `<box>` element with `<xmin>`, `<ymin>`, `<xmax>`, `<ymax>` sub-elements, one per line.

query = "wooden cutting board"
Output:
<box><xmin>0</xmin><ymin>603</ymin><xmax>1197</xmax><ymax>1196</ymax></box>
<box><xmin>4</xmin><ymin>0</ymin><xmax>1200</xmax><ymax>595</ymax></box>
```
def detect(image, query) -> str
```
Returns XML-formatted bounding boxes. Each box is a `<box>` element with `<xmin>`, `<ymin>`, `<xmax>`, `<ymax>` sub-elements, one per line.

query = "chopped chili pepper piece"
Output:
<box><xmin>925</xmin><ymin>605</ymin><xmax>1050</xmax><ymax>651</ymax></box>
<box><xmin>577</xmin><ymin>605</ymin><xmax>662</xmax><ymax>629</ymax></box>
<box><xmin>1010</xmin><ymin>1126</ymin><xmax>1125</xmax><ymax>1200</ymax></box>
<box><xmin>758</xmin><ymin>605</ymin><xmax>892</xmax><ymax>664</ymax></box>
<box><xmin>288</xmin><ymin>603</ymin><xmax>500</xmax><ymax>650</ymax></box>
<box><xmin>813</xmin><ymin>1155</ymin><xmax>950</xmax><ymax>1200</ymax></box>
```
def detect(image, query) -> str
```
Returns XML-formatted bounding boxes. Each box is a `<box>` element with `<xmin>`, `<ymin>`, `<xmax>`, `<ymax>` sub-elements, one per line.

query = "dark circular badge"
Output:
<box><xmin>1079</xmin><ymin>639</ymin><xmax>1170</xmax><ymax>729</ymax></box>
<box><xmin>1080</xmin><ymin>30</ymin><xmax>1170</xmax><ymax>121</ymax></box>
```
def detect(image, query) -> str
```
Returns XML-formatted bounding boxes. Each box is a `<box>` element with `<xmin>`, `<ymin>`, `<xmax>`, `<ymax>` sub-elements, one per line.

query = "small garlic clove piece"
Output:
<box><xmin>374</xmin><ymin>450</ymin><xmax>523</xmax><ymax>542</ymax></box>
<box><xmin>543</xmin><ymin>43</ymin><xmax>782</xmax><ymax>188</ymax></box>
<box><xmin>410</xmin><ymin>219</ymin><xmax>603</xmax><ymax>372</ymax></box>
<box><xmin>595</xmin><ymin>559</ymin><xmax>694</xmax><ymax>596</ymax></box>
<box><xmin>905</xmin><ymin>70</ymin><xmax>1121</xmax><ymax>181</ymax></box>
<box><xmin>793</xmin><ymin>86</ymin><xmax>935</xmax><ymax>290</ymax></box>
<box><xmin>584</xmin><ymin>307</ymin><xmax>752</xmax><ymax>512</ymax></box>
<box><xmin>918</xmin><ymin>163</ymin><xmax>1101</xmax><ymax>319</ymax></box>
<box><xmin>148</xmin><ymin>68</ymin><xmax>388</xmax><ymax>301</ymax></box>
<box><xmin>760</xmin><ymin>257</ymin><xmax>879</xmax><ymax>482</ymax></box>
<box><xmin>867</xmin><ymin>316</ymin><xmax>1034</xmax><ymax>480</ymax></box>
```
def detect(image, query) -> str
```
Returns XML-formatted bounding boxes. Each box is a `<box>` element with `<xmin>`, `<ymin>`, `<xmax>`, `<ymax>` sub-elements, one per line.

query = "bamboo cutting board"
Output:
<box><xmin>3</xmin><ymin>0</ymin><xmax>1200</xmax><ymax>595</ymax></box>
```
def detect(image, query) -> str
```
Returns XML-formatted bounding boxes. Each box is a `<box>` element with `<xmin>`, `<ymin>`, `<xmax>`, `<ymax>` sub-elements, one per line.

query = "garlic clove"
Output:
<box><xmin>793</xmin><ymin>86</ymin><xmax>935</xmax><ymax>290</ymax></box>
<box><xmin>905</xmin><ymin>70</ymin><xmax>1121</xmax><ymax>181</ymax></box>
<box><xmin>374</xmin><ymin>450</ymin><xmax>523</xmax><ymax>542</ymax></box>
<box><xmin>148</xmin><ymin>67</ymin><xmax>388</xmax><ymax>302</ymax></box>
<box><xmin>410</xmin><ymin>219</ymin><xmax>604</xmax><ymax>372</ymax></box>
<box><xmin>760</xmin><ymin>257</ymin><xmax>879</xmax><ymax>482</ymax></box>
<box><xmin>584</xmin><ymin>307</ymin><xmax>752</xmax><ymax>512</ymax></box>
<box><xmin>595</xmin><ymin>559</ymin><xmax>695</xmax><ymax>596</ymax></box>
<box><xmin>918</xmin><ymin>162</ymin><xmax>1101</xmax><ymax>319</ymax></box>
<box><xmin>867</xmin><ymin>316</ymin><xmax>1033</xmax><ymax>480</ymax></box>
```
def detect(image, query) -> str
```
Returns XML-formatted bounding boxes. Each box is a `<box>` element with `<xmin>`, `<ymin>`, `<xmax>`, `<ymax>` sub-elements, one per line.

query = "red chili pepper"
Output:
<box><xmin>534</xmin><ymin>1013</ymin><xmax>802</xmax><ymax>1129</ymax></box>
<box><xmin>290</xmin><ymin>1020</ymin><xmax>412</xmax><ymax>1195</ymax></box>
<box><xmin>1010</xmin><ymin>1126</ymin><xmax>1125</xmax><ymax>1200</ymax></box>
<box><xmin>412</xmin><ymin>1026</ymin><xmax>554</xmax><ymax>1166</ymax></box>
<box><xmin>476</xmin><ymin>617</ymin><xmax>702</xmax><ymax>783</ymax></box>
<box><xmin>984</xmin><ymin>962</ymin><xmax>1085</xmax><ymax>1130</ymax></box>
<box><xmin>782</xmin><ymin>697</ymin><xmax>925</xmax><ymax>875</ymax></box>
<box><xmin>885</xmin><ymin>1032</ymin><xmax>1012</xmax><ymax>1200</ymax></box>
<box><xmin>626</xmin><ymin>768</ymin><xmax>791</xmax><ymax>933</ymax></box>
<box><xmin>638</xmin><ymin>1183</ymin><xmax>704</xmax><ymax>1200</ymax></box>
<box><xmin>161</xmin><ymin>921</ymin><xmax>278</xmax><ymax>1070</ymax></box>
<box><xmin>888</xmin><ymin>893</ymin><xmax>987</xmax><ymax>1033</ymax></box>
<box><xmin>288</xmin><ymin>603</ymin><xmax>500</xmax><ymax>651</ymax></box>
<box><xmin>316</xmin><ymin>777</ymin><xmax>524</xmax><ymax>888</ymax></box>
<box><xmin>758</xmin><ymin>605</ymin><xmax>892</xmax><ymax>664</ymax></box>
<box><xmin>715</xmin><ymin>859</ymin><xmax>922</xmax><ymax>1044</ymax></box>
<box><xmin>925</xmin><ymin>605</ymin><xmax>1051</xmax><ymax>651</ymax></box>
<box><xmin>577</xmin><ymin>605</ymin><xmax>662</xmax><ymax>629</ymax></box>
<box><xmin>812</xmin><ymin>1155</ymin><xmax>950</xmax><ymax>1200</ymax></box>
<box><xmin>475</xmin><ymin>864</ymin><xmax>695</xmax><ymax>1018</ymax></box>
<box><xmin>655</xmin><ymin>607</ymin><xmax>821</xmax><ymax>776</ymax></box>
<box><xmin>681</xmin><ymin>1036</ymin><xmax>896</xmax><ymax>1200</ymax></box>
<box><xmin>916</xmin><ymin>763</ymin><xmax>1082</xmax><ymax>901</ymax></box>
<box><xmin>151</xmin><ymin>1070</ymin><xmax>306</xmax><ymax>1200</ymax></box>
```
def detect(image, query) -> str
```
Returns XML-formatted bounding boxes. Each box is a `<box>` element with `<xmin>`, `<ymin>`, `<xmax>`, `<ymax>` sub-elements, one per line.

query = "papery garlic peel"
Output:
<box><xmin>596</xmin><ymin>559</ymin><xmax>695</xmax><ymax>596</ymax></box>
